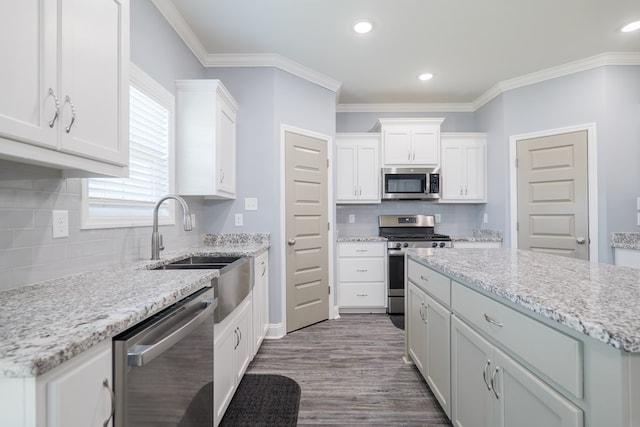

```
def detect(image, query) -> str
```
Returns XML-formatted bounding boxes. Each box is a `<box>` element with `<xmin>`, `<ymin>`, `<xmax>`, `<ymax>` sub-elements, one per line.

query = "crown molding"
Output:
<box><xmin>471</xmin><ymin>51</ymin><xmax>640</xmax><ymax>110</ymax></box>
<box><xmin>203</xmin><ymin>53</ymin><xmax>343</xmax><ymax>94</ymax></box>
<box><xmin>151</xmin><ymin>0</ymin><xmax>209</xmax><ymax>62</ymax></box>
<box><xmin>336</xmin><ymin>103</ymin><xmax>475</xmax><ymax>113</ymax></box>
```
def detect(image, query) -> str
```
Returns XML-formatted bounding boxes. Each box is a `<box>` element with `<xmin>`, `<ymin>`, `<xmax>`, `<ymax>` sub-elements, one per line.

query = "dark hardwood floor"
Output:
<box><xmin>246</xmin><ymin>313</ymin><xmax>452</xmax><ymax>426</ymax></box>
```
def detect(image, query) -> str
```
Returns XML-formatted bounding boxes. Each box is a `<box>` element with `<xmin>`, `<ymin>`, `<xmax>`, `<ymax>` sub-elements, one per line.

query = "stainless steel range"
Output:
<box><xmin>379</xmin><ymin>214</ymin><xmax>452</xmax><ymax>314</ymax></box>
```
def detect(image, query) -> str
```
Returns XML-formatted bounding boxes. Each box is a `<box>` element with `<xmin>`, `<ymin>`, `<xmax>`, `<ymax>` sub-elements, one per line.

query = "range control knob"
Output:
<box><xmin>403</xmin><ymin>242</ymin><xmax>409</xmax><ymax>248</ymax></box>
<box><xmin>439</xmin><ymin>242</ymin><xmax>446</xmax><ymax>248</ymax></box>
<box><xmin>395</xmin><ymin>242</ymin><xmax>402</xmax><ymax>249</ymax></box>
<box><xmin>432</xmin><ymin>242</ymin><xmax>438</xmax><ymax>248</ymax></box>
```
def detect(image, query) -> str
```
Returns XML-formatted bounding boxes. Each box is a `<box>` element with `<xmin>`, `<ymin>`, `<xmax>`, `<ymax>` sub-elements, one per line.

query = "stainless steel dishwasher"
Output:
<box><xmin>113</xmin><ymin>286</ymin><xmax>216</xmax><ymax>427</ymax></box>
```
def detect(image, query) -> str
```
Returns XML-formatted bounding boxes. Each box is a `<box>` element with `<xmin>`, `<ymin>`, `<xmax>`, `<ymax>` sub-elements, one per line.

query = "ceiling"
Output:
<box><xmin>152</xmin><ymin>0</ymin><xmax>640</xmax><ymax>108</ymax></box>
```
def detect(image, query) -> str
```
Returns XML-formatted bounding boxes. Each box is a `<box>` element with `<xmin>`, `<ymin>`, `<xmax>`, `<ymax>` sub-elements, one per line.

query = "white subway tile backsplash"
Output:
<box><xmin>0</xmin><ymin>210</ymin><xmax>35</xmax><ymax>229</ymax></box>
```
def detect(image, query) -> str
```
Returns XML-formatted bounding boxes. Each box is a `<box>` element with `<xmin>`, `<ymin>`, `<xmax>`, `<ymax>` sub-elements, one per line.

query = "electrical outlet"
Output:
<box><xmin>348</xmin><ymin>214</ymin><xmax>355</xmax><ymax>223</ymax></box>
<box><xmin>637</xmin><ymin>213</ymin><xmax>640</xmax><ymax>227</ymax></box>
<box><xmin>245</xmin><ymin>197</ymin><xmax>258</xmax><ymax>211</ymax></box>
<box><xmin>637</xmin><ymin>197</ymin><xmax>640</xmax><ymax>211</ymax></box>
<box><xmin>435</xmin><ymin>214</ymin><xmax>441</xmax><ymax>223</ymax></box>
<box><xmin>235</xmin><ymin>213</ymin><xmax>244</xmax><ymax>227</ymax></box>
<box><xmin>52</xmin><ymin>210</ymin><xmax>69</xmax><ymax>238</ymax></box>
<box><xmin>483</xmin><ymin>213</ymin><xmax>489</xmax><ymax>224</ymax></box>
<box><xmin>190</xmin><ymin>214</ymin><xmax>196</xmax><ymax>228</ymax></box>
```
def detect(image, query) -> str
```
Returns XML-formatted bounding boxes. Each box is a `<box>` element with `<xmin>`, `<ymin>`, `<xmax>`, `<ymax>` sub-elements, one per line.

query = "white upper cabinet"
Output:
<box><xmin>336</xmin><ymin>133</ymin><xmax>380</xmax><ymax>204</ymax></box>
<box><xmin>376</xmin><ymin>118</ymin><xmax>444</xmax><ymax>167</ymax></box>
<box><xmin>176</xmin><ymin>80</ymin><xmax>238</xmax><ymax>199</ymax></box>
<box><xmin>441</xmin><ymin>133</ymin><xmax>487</xmax><ymax>203</ymax></box>
<box><xmin>0</xmin><ymin>0</ymin><xmax>129</xmax><ymax>177</ymax></box>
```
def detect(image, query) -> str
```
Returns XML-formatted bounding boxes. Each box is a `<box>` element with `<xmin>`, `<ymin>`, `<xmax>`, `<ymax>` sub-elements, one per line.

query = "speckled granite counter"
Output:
<box><xmin>337</xmin><ymin>236</ymin><xmax>387</xmax><ymax>243</ymax></box>
<box><xmin>611</xmin><ymin>232</ymin><xmax>640</xmax><ymax>250</ymax></box>
<box><xmin>451</xmin><ymin>229</ymin><xmax>503</xmax><ymax>242</ymax></box>
<box><xmin>408</xmin><ymin>248</ymin><xmax>640</xmax><ymax>352</ymax></box>
<box><xmin>0</xmin><ymin>233</ymin><xmax>270</xmax><ymax>378</ymax></box>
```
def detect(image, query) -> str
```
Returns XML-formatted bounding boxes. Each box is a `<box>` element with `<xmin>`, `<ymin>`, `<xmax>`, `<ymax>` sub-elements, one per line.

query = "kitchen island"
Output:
<box><xmin>406</xmin><ymin>248</ymin><xmax>640</xmax><ymax>427</ymax></box>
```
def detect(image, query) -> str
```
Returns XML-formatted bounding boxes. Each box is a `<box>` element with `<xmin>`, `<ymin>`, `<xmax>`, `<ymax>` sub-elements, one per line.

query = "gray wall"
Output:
<box><xmin>336</xmin><ymin>111</ymin><xmax>477</xmax><ymax>133</ymax></box>
<box><xmin>0</xmin><ymin>0</ymin><xmax>207</xmax><ymax>290</ymax></box>
<box><xmin>203</xmin><ymin>67</ymin><xmax>337</xmax><ymax>323</ymax></box>
<box><xmin>476</xmin><ymin>65</ymin><xmax>640</xmax><ymax>263</ymax></box>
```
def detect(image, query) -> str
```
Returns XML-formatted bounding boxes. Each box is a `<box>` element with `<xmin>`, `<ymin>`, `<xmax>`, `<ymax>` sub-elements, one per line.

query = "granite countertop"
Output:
<box><xmin>611</xmin><ymin>232</ymin><xmax>640</xmax><ymax>250</ymax></box>
<box><xmin>0</xmin><ymin>234</ymin><xmax>270</xmax><ymax>378</ymax></box>
<box><xmin>337</xmin><ymin>236</ymin><xmax>387</xmax><ymax>243</ymax></box>
<box><xmin>408</xmin><ymin>248</ymin><xmax>640</xmax><ymax>352</ymax></box>
<box><xmin>451</xmin><ymin>229</ymin><xmax>503</xmax><ymax>242</ymax></box>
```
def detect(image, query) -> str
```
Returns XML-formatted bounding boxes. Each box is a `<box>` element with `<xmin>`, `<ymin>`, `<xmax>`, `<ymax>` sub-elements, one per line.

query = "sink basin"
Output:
<box><xmin>153</xmin><ymin>255</ymin><xmax>252</xmax><ymax>324</ymax></box>
<box><xmin>154</xmin><ymin>256</ymin><xmax>241</xmax><ymax>270</ymax></box>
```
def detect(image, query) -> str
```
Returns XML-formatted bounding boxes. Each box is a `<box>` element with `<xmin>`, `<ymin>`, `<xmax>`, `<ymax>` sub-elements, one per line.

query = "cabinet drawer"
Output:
<box><xmin>339</xmin><ymin>258</ymin><xmax>384</xmax><ymax>282</ymax></box>
<box><xmin>452</xmin><ymin>281</ymin><xmax>583</xmax><ymax>398</ymax></box>
<box><xmin>407</xmin><ymin>259</ymin><xmax>451</xmax><ymax>306</ymax></box>
<box><xmin>339</xmin><ymin>242</ymin><xmax>385</xmax><ymax>257</ymax></box>
<box><xmin>339</xmin><ymin>282</ymin><xmax>385</xmax><ymax>307</ymax></box>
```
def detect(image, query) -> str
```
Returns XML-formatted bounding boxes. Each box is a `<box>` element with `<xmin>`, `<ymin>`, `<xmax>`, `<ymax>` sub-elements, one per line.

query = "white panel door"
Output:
<box><xmin>0</xmin><ymin>0</ymin><xmax>57</xmax><ymax>148</ymax></box>
<box><xmin>412</xmin><ymin>127</ymin><xmax>439</xmax><ymax>165</ymax></box>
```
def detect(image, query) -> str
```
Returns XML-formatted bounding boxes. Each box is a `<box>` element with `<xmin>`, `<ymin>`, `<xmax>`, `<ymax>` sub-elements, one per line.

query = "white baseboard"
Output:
<box><xmin>264</xmin><ymin>323</ymin><xmax>286</xmax><ymax>340</ymax></box>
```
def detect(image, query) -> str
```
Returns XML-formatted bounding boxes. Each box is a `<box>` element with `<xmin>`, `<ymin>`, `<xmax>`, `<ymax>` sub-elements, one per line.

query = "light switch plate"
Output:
<box><xmin>637</xmin><ymin>213</ymin><xmax>640</xmax><ymax>227</ymax></box>
<box><xmin>483</xmin><ymin>213</ymin><xmax>489</xmax><ymax>223</ymax></box>
<box><xmin>348</xmin><ymin>214</ymin><xmax>355</xmax><ymax>223</ymax></box>
<box><xmin>637</xmin><ymin>197</ymin><xmax>640</xmax><ymax>211</ymax></box>
<box><xmin>52</xmin><ymin>210</ymin><xmax>69</xmax><ymax>238</ymax></box>
<box><xmin>435</xmin><ymin>214</ymin><xmax>441</xmax><ymax>223</ymax></box>
<box><xmin>245</xmin><ymin>197</ymin><xmax>258</xmax><ymax>211</ymax></box>
<box><xmin>235</xmin><ymin>213</ymin><xmax>244</xmax><ymax>227</ymax></box>
<box><xmin>190</xmin><ymin>214</ymin><xmax>196</xmax><ymax>228</ymax></box>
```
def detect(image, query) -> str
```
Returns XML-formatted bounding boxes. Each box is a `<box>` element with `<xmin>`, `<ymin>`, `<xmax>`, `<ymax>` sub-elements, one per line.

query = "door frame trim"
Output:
<box><xmin>279</xmin><ymin>124</ymin><xmax>336</xmax><ymax>335</ymax></box>
<box><xmin>509</xmin><ymin>123</ymin><xmax>598</xmax><ymax>261</ymax></box>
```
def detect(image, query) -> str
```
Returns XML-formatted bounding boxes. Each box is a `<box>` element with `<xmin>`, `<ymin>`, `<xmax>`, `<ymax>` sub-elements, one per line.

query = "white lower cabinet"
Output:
<box><xmin>407</xmin><ymin>282</ymin><xmax>451</xmax><ymax>417</ymax></box>
<box><xmin>337</xmin><ymin>242</ymin><xmax>386</xmax><ymax>312</ymax></box>
<box><xmin>214</xmin><ymin>295</ymin><xmax>252</xmax><ymax>426</ymax></box>
<box><xmin>451</xmin><ymin>316</ymin><xmax>583</xmax><ymax>427</ymax></box>
<box><xmin>614</xmin><ymin>247</ymin><xmax>640</xmax><ymax>269</ymax></box>
<box><xmin>43</xmin><ymin>340</ymin><xmax>114</xmax><ymax>427</ymax></box>
<box><xmin>252</xmin><ymin>251</ymin><xmax>269</xmax><ymax>355</ymax></box>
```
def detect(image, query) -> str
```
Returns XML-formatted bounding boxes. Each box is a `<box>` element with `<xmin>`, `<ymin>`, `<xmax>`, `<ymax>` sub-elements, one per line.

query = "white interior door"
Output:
<box><xmin>284</xmin><ymin>129</ymin><xmax>329</xmax><ymax>333</ymax></box>
<box><xmin>516</xmin><ymin>130</ymin><xmax>589</xmax><ymax>260</ymax></box>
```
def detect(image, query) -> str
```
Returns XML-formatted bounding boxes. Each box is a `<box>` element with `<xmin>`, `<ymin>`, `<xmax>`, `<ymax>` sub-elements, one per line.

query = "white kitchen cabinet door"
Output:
<box><xmin>495</xmin><ymin>347</ymin><xmax>583</xmax><ymax>427</ymax></box>
<box><xmin>441</xmin><ymin>133</ymin><xmax>487</xmax><ymax>203</ymax></box>
<box><xmin>377</xmin><ymin>118</ymin><xmax>444</xmax><ymax>167</ymax></box>
<box><xmin>337</xmin><ymin>242</ymin><xmax>386</xmax><ymax>312</ymax></box>
<box><xmin>424</xmin><ymin>292</ymin><xmax>451</xmax><ymax>417</ymax></box>
<box><xmin>57</xmin><ymin>0</ymin><xmax>129</xmax><ymax>166</ymax></box>
<box><xmin>0</xmin><ymin>0</ymin><xmax>129</xmax><ymax>176</ymax></box>
<box><xmin>383</xmin><ymin>129</ymin><xmax>413</xmax><ymax>165</ymax></box>
<box><xmin>411</xmin><ymin>127</ymin><xmax>440</xmax><ymax>165</ymax></box>
<box><xmin>252</xmin><ymin>251</ymin><xmax>269</xmax><ymax>355</ymax></box>
<box><xmin>46</xmin><ymin>342</ymin><xmax>113</xmax><ymax>427</ymax></box>
<box><xmin>336</xmin><ymin>134</ymin><xmax>380</xmax><ymax>204</ymax></box>
<box><xmin>176</xmin><ymin>80</ymin><xmax>239</xmax><ymax>199</ymax></box>
<box><xmin>407</xmin><ymin>282</ymin><xmax>428</xmax><ymax>375</ymax></box>
<box><xmin>451</xmin><ymin>316</ymin><xmax>494</xmax><ymax>427</ymax></box>
<box><xmin>0</xmin><ymin>0</ymin><xmax>57</xmax><ymax>149</ymax></box>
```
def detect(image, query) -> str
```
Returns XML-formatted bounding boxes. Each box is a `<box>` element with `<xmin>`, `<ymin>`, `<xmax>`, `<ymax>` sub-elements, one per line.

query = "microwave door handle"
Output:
<box><xmin>127</xmin><ymin>299</ymin><xmax>216</xmax><ymax>367</ymax></box>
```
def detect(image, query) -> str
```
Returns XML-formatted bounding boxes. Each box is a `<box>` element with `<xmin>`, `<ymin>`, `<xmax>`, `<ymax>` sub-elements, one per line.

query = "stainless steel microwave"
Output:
<box><xmin>381</xmin><ymin>167</ymin><xmax>441</xmax><ymax>200</ymax></box>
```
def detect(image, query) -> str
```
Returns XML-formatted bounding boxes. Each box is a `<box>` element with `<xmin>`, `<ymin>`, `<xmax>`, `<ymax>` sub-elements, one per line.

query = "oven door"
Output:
<box><xmin>387</xmin><ymin>249</ymin><xmax>406</xmax><ymax>314</ymax></box>
<box><xmin>113</xmin><ymin>287</ymin><xmax>215</xmax><ymax>427</ymax></box>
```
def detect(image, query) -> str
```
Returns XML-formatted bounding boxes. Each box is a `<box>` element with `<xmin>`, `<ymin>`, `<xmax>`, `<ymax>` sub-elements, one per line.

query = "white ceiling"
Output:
<box><xmin>152</xmin><ymin>0</ymin><xmax>640</xmax><ymax>108</ymax></box>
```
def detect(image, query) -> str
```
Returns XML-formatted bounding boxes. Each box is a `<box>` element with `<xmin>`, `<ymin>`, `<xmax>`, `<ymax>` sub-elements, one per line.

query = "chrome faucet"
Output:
<box><xmin>151</xmin><ymin>194</ymin><xmax>193</xmax><ymax>260</ymax></box>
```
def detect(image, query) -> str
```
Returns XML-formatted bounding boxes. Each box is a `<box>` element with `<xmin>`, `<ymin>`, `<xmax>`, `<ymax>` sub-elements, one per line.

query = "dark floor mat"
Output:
<box><xmin>219</xmin><ymin>374</ymin><xmax>301</xmax><ymax>426</ymax></box>
<box><xmin>390</xmin><ymin>314</ymin><xmax>405</xmax><ymax>330</ymax></box>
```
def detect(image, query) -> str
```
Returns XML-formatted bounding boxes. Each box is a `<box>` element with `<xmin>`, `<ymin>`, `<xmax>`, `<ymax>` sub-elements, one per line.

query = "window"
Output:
<box><xmin>82</xmin><ymin>64</ymin><xmax>176</xmax><ymax>229</ymax></box>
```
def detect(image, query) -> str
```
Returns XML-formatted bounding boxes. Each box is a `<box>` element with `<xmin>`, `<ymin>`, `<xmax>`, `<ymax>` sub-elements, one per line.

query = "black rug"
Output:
<box><xmin>220</xmin><ymin>374</ymin><xmax>301</xmax><ymax>426</ymax></box>
<box><xmin>390</xmin><ymin>314</ymin><xmax>405</xmax><ymax>330</ymax></box>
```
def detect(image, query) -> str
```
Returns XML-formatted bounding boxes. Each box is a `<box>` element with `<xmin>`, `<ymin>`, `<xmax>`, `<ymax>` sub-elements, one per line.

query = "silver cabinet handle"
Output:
<box><xmin>465</xmin><ymin>186</ymin><xmax>468</xmax><ymax>195</ymax></box>
<box><xmin>288</xmin><ymin>238</ymin><xmax>296</xmax><ymax>246</ymax></box>
<box><xmin>354</xmin><ymin>186</ymin><xmax>357</xmax><ymax>196</ymax></box>
<box><xmin>408</xmin><ymin>151</ymin><xmax>411</xmax><ymax>160</ymax></box>
<box><xmin>460</xmin><ymin>186</ymin><xmax>463</xmax><ymax>196</ymax></box>
<box><xmin>576</xmin><ymin>236</ymin><xmax>586</xmax><ymax>244</ymax></box>
<box><xmin>63</xmin><ymin>95</ymin><xmax>76</xmax><ymax>133</ymax></box>
<box><xmin>484</xmin><ymin>313</ymin><xmax>503</xmax><ymax>328</ymax></box>
<box><xmin>490</xmin><ymin>366</ymin><xmax>500</xmax><ymax>399</ymax></box>
<box><xmin>356</xmin><ymin>293</ymin><xmax>368</xmax><ymax>297</ymax></box>
<box><xmin>420</xmin><ymin>275</ymin><xmax>429</xmax><ymax>282</ymax></box>
<box><xmin>102</xmin><ymin>378</ymin><xmax>115</xmax><ymax>427</ymax></box>
<box><xmin>238</xmin><ymin>326</ymin><xmax>242</xmax><ymax>344</ymax></box>
<box><xmin>234</xmin><ymin>328</ymin><xmax>239</xmax><ymax>349</ymax></box>
<box><xmin>356</xmin><ymin>249</ymin><xmax>368</xmax><ymax>253</ymax></box>
<box><xmin>219</xmin><ymin>169</ymin><xmax>224</xmax><ymax>183</ymax></box>
<box><xmin>261</xmin><ymin>262</ymin><xmax>266</xmax><ymax>276</ymax></box>
<box><xmin>48</xmin><ymin>88</ymin><xmax>60</xmax><ymax>128</ymax></box>
<box><xmin>482</xmin><ymin>360</ymin><xmax>491</xmax><ymax>391</ymax></box>
<box><xmin>356</xmin><ymin>269</ymin><xmax>368</xmax><ymax>272</ymax></box>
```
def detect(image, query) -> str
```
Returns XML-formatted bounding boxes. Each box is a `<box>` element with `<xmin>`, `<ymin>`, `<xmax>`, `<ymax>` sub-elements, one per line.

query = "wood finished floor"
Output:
<box><xmin>246</xmin><ymin>313</ymin><xmax>452</xmax><ymax>426</ymax></box>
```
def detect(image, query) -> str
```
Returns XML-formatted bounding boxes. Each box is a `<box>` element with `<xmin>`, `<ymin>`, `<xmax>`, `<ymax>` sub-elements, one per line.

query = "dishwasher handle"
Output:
<box><xmin>127</xmin><ymin>299</ymin><xmax>216</xmax><ymax>367</ymax></box>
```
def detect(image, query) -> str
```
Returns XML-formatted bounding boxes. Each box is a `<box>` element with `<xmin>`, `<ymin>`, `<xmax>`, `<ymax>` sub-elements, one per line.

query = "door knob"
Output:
<box><xmin>288</xmin><ymin>238</ymin><xmax>296</xmax><ymax>246</ymax></box>
<box><xmin>576</xmin><ymin>236</ymin><xmax>586</xmax><ymax>244</ymax></box>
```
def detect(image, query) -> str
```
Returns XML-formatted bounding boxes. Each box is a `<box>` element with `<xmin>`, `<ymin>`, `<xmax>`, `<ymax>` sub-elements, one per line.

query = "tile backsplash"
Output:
<box><xmin>0</xmin><ymin>160</ymin><xmax>204</xmax><ymax>291</ymax></box>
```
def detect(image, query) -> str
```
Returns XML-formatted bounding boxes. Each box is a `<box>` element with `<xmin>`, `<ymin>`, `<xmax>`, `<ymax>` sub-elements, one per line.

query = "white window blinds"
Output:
<box><xmin>82</xmin><ymin>65</ymin><xmax>175</xmax><ymax>228</ymax></box>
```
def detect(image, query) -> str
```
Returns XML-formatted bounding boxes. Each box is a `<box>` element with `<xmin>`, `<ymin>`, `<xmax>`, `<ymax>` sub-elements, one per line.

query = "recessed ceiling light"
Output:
<box><xmin>621</xmin><ymin>20</ymin><xmax>640</xmax><ymax>32</ymax></box>
<box><xmin>418</xmin><ymin>73</ymin><xmax>434</xmax><ymax>81</ymax></box>
<box><xmin>353</xmin><ymin>20</ymin><xmax>373</xmax><ymax>34</ymax></box>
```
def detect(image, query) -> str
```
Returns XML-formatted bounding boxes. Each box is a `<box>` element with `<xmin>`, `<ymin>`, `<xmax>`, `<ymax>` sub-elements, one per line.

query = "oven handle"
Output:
<box><xmin>127</xmin><ymin>299</ymin><xmax>216</xmax><ymax>367</ymax></box>
<box><xmin>387</xmin><ymin>249</ymin><xmax>406</xmax><ymax>256</ymax></box>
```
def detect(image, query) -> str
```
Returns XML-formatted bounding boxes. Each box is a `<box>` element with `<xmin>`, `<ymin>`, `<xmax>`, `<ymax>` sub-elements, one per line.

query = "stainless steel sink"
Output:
<box><xmin>153</xmin><ymin>256</ymin><xmax>251</xmax><ymax>324</ymax></box>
